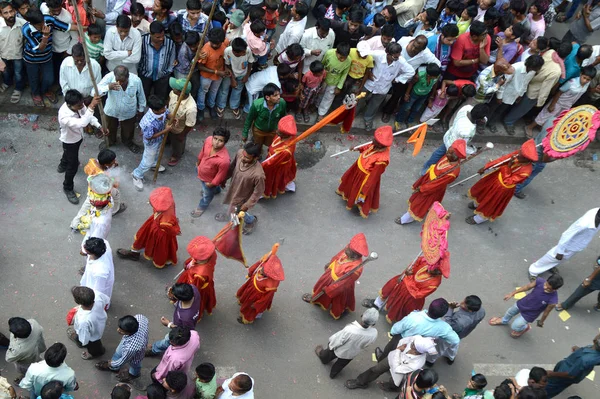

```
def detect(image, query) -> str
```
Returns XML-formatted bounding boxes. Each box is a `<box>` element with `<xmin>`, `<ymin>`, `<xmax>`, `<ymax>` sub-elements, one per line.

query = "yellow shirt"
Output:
<box><xmin>348</xmin><ymin>48</ymin><xmax>374</xmax><ymax>80</ymax></box>
<box><xmin>168</xmin><ymin>91</ymin><xmax>198</xmax><ymax>134</ymax></box>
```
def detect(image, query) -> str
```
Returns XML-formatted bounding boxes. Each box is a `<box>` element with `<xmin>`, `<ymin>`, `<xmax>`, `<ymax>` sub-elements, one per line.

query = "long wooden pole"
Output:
<box><xmin>69</xmin><ymin>0</ymin><xmax>108</xmax><ymax>147</ymax></box>
<box><xmin>153</xmin><ymin>1</ymin><xmax>218</xmax><ymax>183</ymax></box>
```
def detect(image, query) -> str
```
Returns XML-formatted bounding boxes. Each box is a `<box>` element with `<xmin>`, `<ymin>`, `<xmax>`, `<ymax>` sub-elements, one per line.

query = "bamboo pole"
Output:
<box><xmin>69</xmin><ymin>0</ymin><xmax>108</xmax><ymax>147</ymax></box>
<box><xmin>153</xmin><ymin>0</ymin><xmax>218</xmax><ymax>183</ymax></box>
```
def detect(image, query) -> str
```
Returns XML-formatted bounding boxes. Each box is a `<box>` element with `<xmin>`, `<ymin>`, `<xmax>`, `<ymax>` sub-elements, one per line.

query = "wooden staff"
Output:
<box><xmin>69</xmin><ymin>0</ymin><xmax>108</xmax><ymax>147</ymax></box>
<box><xmin>153</xmin><ymin>0</ymin><xmax>218</xmax><ymax>182</ymax></box>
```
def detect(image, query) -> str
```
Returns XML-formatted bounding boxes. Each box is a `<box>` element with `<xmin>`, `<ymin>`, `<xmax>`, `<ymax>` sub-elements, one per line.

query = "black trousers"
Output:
<box><xmin>356</xmin><ymin>356</ymin><xmax>394</xmax><ymax>386</ymax></box>
<box><xmin>317</xmin><ymin>346</ymin><xmax>352</xmax><ymax>378</ymax></box>
<box><xmin>141</xmin><ymin>75</ymin><xmax>171</xmax><ymax>103</ymax></box>
<box><xmin>381</xmin><ymin>82</ymin><xmax>407</xmax><ymax>115</ymax></box>
<box><xmin>487</xmin><ymin>101</ymin><xmax>511</xmax><ymax>125</ymax></box>
<box><xmin>60</xmin><ymin>139</ymin><xmax>82</xmax><ymax>191</ymax></box>
<box><xmin>379</xmin><ymin>334</ymin><xmax>402</xmax><ymax>360</ymax></box>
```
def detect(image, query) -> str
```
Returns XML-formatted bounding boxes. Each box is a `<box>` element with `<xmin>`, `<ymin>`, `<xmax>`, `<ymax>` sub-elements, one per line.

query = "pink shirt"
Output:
<box><xmin>302</xmin><ymin>70</ymin><xmax>327</xmax><ymax>89</ymax></box>
<box><xmin>154</xmin><ymin>330</ymin><xmax>200</xmax><ymax>382</ymax></box>
<box><xmin>197</xmin><ymin>136</ymin><xmax>231</xmax><ymax>186</ymax></box>
<box><xmin>527</xmin><ymin>14</ymin><xmax>545</xmax><ymax>41</ymax></box>
<box><xmin>243</xmin><ymin>23</ymin><xmax>268</xmax><ymax>56</ymax></box>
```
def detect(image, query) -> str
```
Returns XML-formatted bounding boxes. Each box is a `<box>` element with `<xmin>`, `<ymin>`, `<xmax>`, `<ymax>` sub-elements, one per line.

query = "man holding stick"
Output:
<box><xmin>262</xmin><ymin>115</ymin><xmax>298</xmax><ymax>198</ymax></box>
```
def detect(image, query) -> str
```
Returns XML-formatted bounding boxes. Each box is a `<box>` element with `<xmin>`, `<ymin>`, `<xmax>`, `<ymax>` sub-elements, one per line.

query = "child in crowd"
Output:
<box><xmin>432</xmin><ymin>79</ymin><xmax>476</xmax><ymax>129</ymax></box>
<box><xmin>175</xmin><ymin>32</ymin><xmax>200</xmax><ymax>98</ymax></box>
<box><xmin>527</xmin><ymin>0</ymin><xmax>547</xmax><ymax>42</ymax></box>
<box><xmin>197</xmin><ymin>28</ymin><xmax>230</xmax><ymax>120</ymax></box>
<box><xmin>520</xmin><ymin>36</ymin><xmax>547</xmax><ymax>62</ymax></box>
<box><xmin>68</xmin><ymin>286</ymin><xmax>109</xmax><ymax>360</ymax></box>
<box><xmin>345</xmin><ymin>42</ymin><xmax>373</xmax><ymax>95</ymax></box>
<box><xmin>247</xmin><ymin>20</ymin><xmax>272</xmax><ymax>68</ymax></box>
<box><xmin>457</xmin><ymin>5</ymin><xmax>477</xmax><ymax>34</ymax></box>
<box><xmin>365</xmin><ymin>12</ymin><xmax>386</xmax><ymax>34</ymax></box>
<box><xmin>395</xmin><ymin>63</ymin><xmax>442</xmax><ymax>129</ymax></box>
<box><xmin>491</xmin><ymin>22</ymin><xmax>525</xmax><ymax>64</ymax></box>
<box><xmin>170</xmin><ymin>22</ymin><xmax>185</xmax><ymax>55</ymax></box>
<box><xmin>224</xmin><ymin>9</ymin><xmax>245</xmax><ymax>41</ymax></box>
<box><xmin>276</xmin><ymin>43</ymin><xmax>305</xmax><ymax>75</ymax></box>
<box><xmin>281</xmin><ymin>79</ymin><xmax>299</xmax><ymax>113</ymax></box>
<box><xmin>297</xmin><ymin>60</ymin><xmax>326</xmax><ymax>123</ymax></box>
<box><xmin>363</xmin><ymin>0</ymin><xmax>386</xmax><ymax>24</ymax></box>
<box><xmin>460</xmin><ymin>374</ymin><xmax>489</xmax><ymax>399</ymax></box>
<box><xmin>405</xmin><ymin>8</ymin><xmax>439</xmax><ymax>38</ymax></box>
<box><xmin>84</xmin><ymin>23</ymin><xmax>104</xmax><ymax>66</ymax></box>
<box><xmin>263</xmin><ymin>0</ymin><xmax>279</xmax><ymax>40</ymax></box>
<box><xmin>221</xmin><ymin>37</ymin><xmax>254</xmax><ymax>119</ymax></box>
<box><xmin>526</xmin><ymin>66</ymin><xmax>596</xmax><ymax>137</ymax></box>
<box><xmin>438</xmin><ymin>0</ymin><xmax>462</xmax><ymax>28</ymax></box>
<box><xmin>195</xmin><ymin>363</ymin><xmax>217</xmax><ymax>399</ymax></box>
<box><xmin>131</xmin><ymin>2</ymin><xmax>150</xmax><ymax>34</ymax></box>
<box><xmin>317</xmin><ymin>43</ymin><xmax>352</xmax><ymax>121</ymax></box>
<box><xmin>131</xmin><ymin>95</ymin><xmax>173</xmax><ymax>191</ymax></box>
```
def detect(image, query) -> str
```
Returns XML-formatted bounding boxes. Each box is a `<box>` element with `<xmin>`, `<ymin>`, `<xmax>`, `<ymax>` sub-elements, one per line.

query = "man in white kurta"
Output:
<box><xmin>70</xmin><ymin>288</ymin><xmax>109</xmax><ymax>359</ymax></box>
<box><xmin>529</xmin><ymin>208</ymin><xmax>600</xmax><ymax>278</ymax></box>
<box><xmin>81</xmin><ymin>238</ymin><xmax>115</xmax><ymax>307</ymax></box>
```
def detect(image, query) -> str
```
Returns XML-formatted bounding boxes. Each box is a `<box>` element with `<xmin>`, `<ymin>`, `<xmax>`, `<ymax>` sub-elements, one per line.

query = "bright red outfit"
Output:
<box><xmin>262</xmin><ymin>137</ymin><xmax>297</xmax><ymax>198</ymax></box>
<box><xmin>468</xmin><ymin>152</ymin><xmax>532</xmax><ymax>221</ymax></box>
<box><xmin>336</xmin><ymin>145</ymin><xmax>390</xmax><ymax>218</ymax></box>
<box><xmin>177</xmin><ymin>252</ymin><xmax>217</xmax><ymax>319</ymax></box>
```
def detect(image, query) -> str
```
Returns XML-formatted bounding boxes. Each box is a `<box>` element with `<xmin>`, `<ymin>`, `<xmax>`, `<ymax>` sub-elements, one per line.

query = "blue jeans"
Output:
<box><xmin>218</xmin><ymin>75</ymin><xmax>245</xmax><ymax>110</ymax></box>
<box><xmin>244</xmin><ymin>91</ymin><xmax>262</xmax><ymax>113</ymax></box>
<box><xmin>515</xmin><ymin>162</ymin><xmax>547</xmax><ymax>194</ymax></box>
<box><xmin>504</xmin><ymin>95</ymin><xmax>537</xmax><ymax>126</ymax></box>
<box><xmin>2</xmin><ymin>58</ymin><xmax>25</xmax><ymax>91</ymax></box>
<box><xmin>421</xmin><ymin>143</ymin><xmax>447</xmax><ymax>175</ymax></box>
<box><xmin>151</xmin><ymin>332</ymin><xmax>170</xmax><ymax>354</ymax></box>
<box><xmin>395</xmin><ymin>92</ymin><xmax>429</xmax><ymax>124</ymax></box>
<box><xmin>565</xmin><ymin>0</ymin><xmax>581</xmax><ymax>19</ymax></box>
<box><xmin>501</xmin><ymin>303</ymin><xmax>528</xmax><ymax>332</ymax></box>
<box><xmin>110</xmin><ymin>340</ymin><xmax>142</xmax><ymax>376</ymax></box>
<box><xmin>198</xmin><ymin>180</ymin><xmax>222</xmax><ymax>210</ymax></box>
<box><xmin>197</xmin><ymin>76</ymin><xmax>224</xmax><ymax>111</ymax></box>
<box><xmin>24</xmin><ymin>60</ymin><xmax>54</xmax><ymax>96</ymax></box>
<box><xmin>133</xmin><ymin>141</ymin><xmax>161</xmax><ymax>180</ymax></box>
<box><xmin>256</xmin><ymin>51</ymin><xmax>269</xmax><ymax>65</ymax></box>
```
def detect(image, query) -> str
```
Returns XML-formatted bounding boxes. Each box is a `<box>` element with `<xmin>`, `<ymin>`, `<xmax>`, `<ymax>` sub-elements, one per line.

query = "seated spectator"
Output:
<box><xmin>104</xmin><ymin>15</ymin><xmax>142</xmax><ymax>73</ymax></box>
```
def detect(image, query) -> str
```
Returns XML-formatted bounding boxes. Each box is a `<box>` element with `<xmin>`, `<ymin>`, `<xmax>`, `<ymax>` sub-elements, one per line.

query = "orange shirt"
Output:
<box><xmin>199</xmin><ymin>39</ymin><xmax>230</xmax><ymax>80</ymax></box>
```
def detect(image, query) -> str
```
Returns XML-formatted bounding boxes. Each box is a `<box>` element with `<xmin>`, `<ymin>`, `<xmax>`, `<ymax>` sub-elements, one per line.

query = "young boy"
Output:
<box><xmin>438</xmin><ymin>0</ymin><xmax>461</xmax><ymax>28</ymax></box>
<box><xmin>84</xmin><ymin>23</ymin><xmax>104</xmax><ymax>66</ymax></box>
<box><xmin>457</xmin><ymin>5</ymin><xmax>477</xmax><ymax>34</ymax></box>
<box><xmin>298</xmin><ymin>60</ymin><xmax>326</xmax><ymax>123</ymax></box>
<box><xmin>164</xmin><ymin>371</ymin><xmax>195</xmax><ymax>399</ymax></box>
<box><xmin>174</xmin><ymin>30</ymin><xmax>200</xmax><ymax>97</ymax></box>
<box><xmin>197</xmin><ymin>27</ymin><xmax>230</xmax><ymax>121</ymax></box>
<box><xmin>263</xmin><ymin>0</ymin><xmax>279</xmax><ymax>41</ymax></box>
<box><xmin>221</xmin><ymin>37</ymin><xmax>254</xmax><ymax>119</ymax></box>
<box><xmin>195</xmin><ymin>363</ymin><xmax>217</xmax><ymax>399</ymax></box>
<box><xmin>131</xmin><ymin>95</ymin><xmax>173</xmax><ymax>191</ymax></box>
<box><xmin>317</xmin><ymin>43</ymin><xmax>352</xmax><ymax>121</ymax></box>
<box><xmin>405</xmin><ymin>8</ymin><xmax>439</xmax><ymax>38</ymax></box>
<box><xmin>395</xmin><ymin>63</ymin><xmax>441</xmax><ymax>129</ymax></box>
<box><xmin>246</xmin><ymin>19</ymin><xmax>272</xmax><ymax>69</ymax></box>
<box><xmin>224</xmin><ymin>9</ymin><xmax>245</xmax><ymax>42</ymax></box>
<box><xmin>460</xmin><ymin>374</ymin><xmax>488</xmax><ymax>399</ymax></box>
<box><xmin>176</xmin><ymin>0</ymin><xmax>211</xmax><ymax>34</ymax></box>
<box><xmin>67</xmin><ymin>286</ymin><xmax>109</xmax><ymax>360</ymax></box>
<box><xmin>130</xmin><ymin>2</ymin><xmax>150</xmax><ymax>34</ymax></box>
<box><xmin>344</xmin><ymin>42</ymin><xmax>373</xmax><ymax>96</ymax></box>
<box><xmin>489</xmin><ymin>274</ymin><xmax>563</xmax><ymax>338</ymax></box>
<box><xmin>493</xmin><ymin>23</ymin><xmax>525</xmax><ymax>64</ymax></box>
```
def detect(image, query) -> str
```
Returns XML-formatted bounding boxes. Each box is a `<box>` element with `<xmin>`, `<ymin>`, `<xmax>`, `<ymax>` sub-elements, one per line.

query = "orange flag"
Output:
<box><xmin>406</xmin><ymin>123</ymin><xmax>428</xmax><ymax>156</ymax></box>
<box><xmin>213</xmin><ymin>213</ymin><xmax>247</xmax><ymax>267</ymax></box>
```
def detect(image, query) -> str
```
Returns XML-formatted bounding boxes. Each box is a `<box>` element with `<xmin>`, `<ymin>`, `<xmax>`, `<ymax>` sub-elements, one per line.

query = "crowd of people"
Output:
<box><xmin>1</xmin><ymin>0</ymin><xmax>600</xmax><ymax>398</ymax></box>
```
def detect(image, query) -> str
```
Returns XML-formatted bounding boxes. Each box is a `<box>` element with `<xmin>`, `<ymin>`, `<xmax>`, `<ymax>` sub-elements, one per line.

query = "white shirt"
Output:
<box><xmin>300</xmin><ymin>27</ymin><xmax>336</xmax><ymax>74</ymax></box>
<box><xmin>443</xmin><ymin>104</ymin><xmax>475</xmax><ymax>148</ymax></box>
<box><xmin>245</xmin><ymin>66</ymin><xmax>281</xmax><ymax>95</ymax></box>
<box><xmin>40</xmin><ymin>5</ymin><xmax>76</xmax><ymax>53</ymax></box>
<box><xmin>59</xmin><ymin>56</ymin><xmax>102</xmax><ymax>97</ymax></box>
<box><xmin>133</xmin><ymin>18</ymin><xmax>151</xmax><ymax>35</ymax></box>
<box><xmin>327</xmin><ymin>321</ymin><xmax>378</xmax><ymax>359</ymax></box>
<box><xmin>275</xmin><ymin>17</ymin><xmax>307</xmax><ymax>55</ymax></box>
<box><xmin>73</xmin><ymin>290</ymin><xmax>109</xmax><ymax>345</ymax></box>
<box><xmin>103</xmin><ymin>26</ymin><xmax>142</xmax><ymax>73</ymax></box>
<box><xmin>18</xmin><ymin>361</ymin><xmax>77</xmax><ymax>395</ymax></box>
<box><xmin>582</xmin><ymin>45</ymin><xmax>600</xmax><ymax>70</ymax></box>
<box><xmin>556</xmin><ymin>208</ymin><xmax>600</xmax><ymax>253</ymax></box>
<box><xmin>58</xmin><ymin>102</ymin><xmax>101</xmax><ymax>144</ymax></box>
<box><xmin>497</xmin><ymin>62</ymin><xmax>535</xmax><ymax>105</ymax></box>
<box><xmin>219</xmin><ymin>373</ymin><xmax>255</xmax><ymax>399</ymax></box>
<box><xmin>359</xmin><ymin>35</ymin><xmax>395</xmax><ymax>53</ymax></box>
<box><xmin>105</xmin><ymin>0</ymin><xmax>129</xmax><ymax>25</ymax></box>
<box><xmin>398</xmin><ymin>36</ymin><xmax>441</xmax><ymax>71</ymax></box>
<box><xmin>81</xmin><ymin>208</ymin><xmax>112</xmax><ymax>252</ymax></box>
<box><xmin>81</xmin><ymin>239</ymin><xmax>115</xmax><ymax>304</ymax></box>
<box><xmin>388</xmin><ymin>336</ymin><xmax>427</xmax><ymax>386</ymax></box>
<box><xmin>0</xmin><ymin>17</ymin><xmax>24</xmax><ymax>60</ymax></box>
<box><xmin>364</xmin><ymin>51</ymin><xmax>415</xmax><ymax>94</ymax></box>
<box><xmin>395</xmin><ymin>0</ymin><xmax>426</xmax><ymax>26</ymax></box>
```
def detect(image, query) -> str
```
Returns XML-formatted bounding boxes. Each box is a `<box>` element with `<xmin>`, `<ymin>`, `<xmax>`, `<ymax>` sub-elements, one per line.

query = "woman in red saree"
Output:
<box><xmin>117</xmin><ymin>187</ymin><xmax>180</xmax><ymax>268</ymax></box>
<box><xmin>262</xmin><ymin>115</ymin><xmax>298</xmax><ymax>198</ymax></box>
<box><xmin>336</xmin><ymin>126</ymin><xmax>393</xmax><ymax>218</ymax></box>
<box><xmin>176</xmin><ymin>236</ymin><xmax>217</xmax><ymax>320</ymax></box>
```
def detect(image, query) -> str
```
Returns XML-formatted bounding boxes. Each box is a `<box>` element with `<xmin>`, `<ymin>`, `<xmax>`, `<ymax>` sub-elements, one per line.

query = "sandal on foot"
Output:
<box><xmin>190</xmin><ymin>209</ymin><xmax>205</xmax><ymax>218</ymax></box>
<box><xmin>114</xmin><ymin>203</ymin><xmax>127</xmax><ymax>216</ymax></box>
<box><xmin>167</xmin><ymin>158</ymin><xmax>180</xmax><ymax>167</ymax></box>
<box><xmin>232</xmin><ymin>108</ymin><xmax>241</xmax><ymax>119</ymax></box>
<box><xmin>295</xmin><ymin>113</ymin><xmax>303</xmax><ymax>123</ymax></box>
<box><xmin>116</xmin><ymin>372</ymin><xmax>140</xmax><ymax>383</ymax></box>
<box><xmin>0</xmin><ymin>83</ymin><xmax>8</xmax><ymax>92</ymax></box>
<box><xmin>375</xmin><ymin>347</ymin><xmax>383</xmax><ymax>361</ymax></box>
<box><xmin>95</xmin><ymin>360</ymin><xmax>116</xmax><ymax>372</ymax></box>
<box><xmin>81</xmin><ymin>351</ymin><xmax>95</xmax><ymax>360</ymax></box>
<box><xmin>216</xmin><ymin>107</ymin><xmax>224</xmax><ymax>118</ymax></box>
<box><xmin>510</xmin><ymin>324</ymin><xmax>531</xmax><ymax>338</ymax></box>
<box><xmin>32</xmin><ymin>95</ymin><xmax>45</xmax><ymax>107</ymax></box>
<box><xmin>44</xmin><ymin>92</ymin><xmax>57</xmax><ymax>104</ymax></box>
<box><xmin>555</xmin><ymin>14</ymin><xmax>568</xmax><ymax>22</ymax></box>
<box><xmin>362</xmin><ymin>298</ymin><xmax>377</xmax><ymax>308</ymax></box>
<box><xmin>314</xmin><ymin>345</ymin><xmax>323</xmax><ymax>358</ymax></box>
<box><xmin>555</xmin><ymin>305</ymin><xmax>564</xmax><ymax>311</ymax></box>
<box><xmin>66</xmin><ymin>327</ymin><xmax>83</xmax><ymax>347</ymax></box>
<box><xmin>128</xmin><ymin>143</ymin><xmax>142</xmax><ymax>154</ymax></box>
<box><xmin>488</xmin><ymin>317</ymin><xmax>505</xmax><ymax>326</ymax></box>
<box><xmin>10</xmin><ymin>90</ymin><xmax>21</xmax><ymax>104</ymax></box>
<box><xmin>465</xmin><ymin>215</ymin><xmax>477</xmax><ymax>225</ymax></box>
<box><xmin>301</xmin><ymin>293</ymin><xmax>313</xmax><ymax>303</ymax></box>
<box><xmin>304</xmin><ymin>113</ymin><xmax>310</xmax><ymax>123</ymax></box>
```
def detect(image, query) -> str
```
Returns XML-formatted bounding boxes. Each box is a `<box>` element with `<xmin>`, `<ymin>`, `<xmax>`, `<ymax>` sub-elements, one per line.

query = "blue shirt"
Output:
<box><xmin>390</xmin><ymin>310</ymin><xmax>460</xmax><ymax>346</ymax></box>
<box><xmin>176</xmin><ymin>10</ymin><xmax>212</xmax><ymax>34</ymax></box>
<box><xmin>560</xmin><ymin>43</ymin><xmax>581</xmax><ymax>84</ymax></box>
<box><xmin>553</xmin><ymin>346</ymin><xmax>600</xmax><ymax>383</ymax></box>
<box><xmin>37</xmin><ymin>395</ymin><xmax>74</xmax><ymax>399</ymax></box>
<box><xmin>98</xmin><ymin>72</ymin><xmax>147</xmax><ymax>121</ymax></box>
<box><xmin>138</xmin><ymin>34</ymin><xmax>176</xmax><ymax>80</ymax></box>
<box><xmin>139</xmin><ymin>108</ymin><xmax>170</xmax><ymax>146</ymax></box>
<box><xmin>22</xmin><ymin>15</ymin><xmax>70</xmax><ymax>63</ymax></box>
<box><xmin>428</xmin><ymin>34</ymin><xmax>451</xmax><ymax>71</ymax></box>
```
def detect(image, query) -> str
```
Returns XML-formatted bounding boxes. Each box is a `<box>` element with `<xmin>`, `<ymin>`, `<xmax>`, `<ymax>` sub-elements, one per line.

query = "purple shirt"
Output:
<box><xmin>498</xmin><ymin>33</ymin><xmax>518</xmax><ymax>63</ymax></box>
<box><xmin>517</xmin><ymin>278</ymin><xmax>558</xmax><ymax>322</ymax></box>
<box><xmin>173</xmin><ymin>285</ymin><xmax>200</xmax><ymax>329</ymax></box>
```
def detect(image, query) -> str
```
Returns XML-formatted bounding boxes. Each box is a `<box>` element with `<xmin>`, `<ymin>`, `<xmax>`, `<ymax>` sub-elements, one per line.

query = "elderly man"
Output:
<box><xmin>104</xmin><ymin>15</ymin><xmax>142</xmax><ymax>73</ymax></box>
<box><xmin>98</xmin><ymin>65</ymin><xmax>146</xmax><ymax>153</ymax></box>
<box><xmin>59</xmin><ymin>43</ymin><xmax>101</xmax><ymax>101</ymax></box>
<box><xmin>138</xmin><ymin>21</ymin><xmax>175</xmax><ymax>102</ymax></box>
<box><xmin>167</xmin><ymin>77</ymin><xmax>197</xmax><ymax>167</ymax></box>
<box><xmin>315</xmin><ymin>308</ymin><xmax>379</xmax><ymax>379</ymax></box>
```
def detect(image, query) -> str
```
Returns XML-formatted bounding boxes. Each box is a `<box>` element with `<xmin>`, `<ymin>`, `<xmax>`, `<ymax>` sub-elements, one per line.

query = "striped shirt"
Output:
<box><xmin>138</xmin><ymin>33</ymin><xmax>176</xmax><ymax>80</ymax></box>
<box><xmin>84</xmin><ymin>33</ymin><xmax>104</xmax><ymax>61</ymax></box>
<box><xmin>109</xmin><ymin>314</ymin><xmax>149</xmax><ymax>369</ymax></box>
<box><xmin>22</xmin><ymin>15</ymin><xmax>70</xmax><ymax>63</ymax></box>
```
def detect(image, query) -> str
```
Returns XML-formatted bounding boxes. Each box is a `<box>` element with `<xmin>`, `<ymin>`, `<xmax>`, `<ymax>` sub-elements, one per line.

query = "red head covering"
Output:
<box><xmin>263</xmin><ymin>254</ymin><xmax>285</xmax><ymax>281</ymax></box>
<box><xmin>187</xmin><ymin>236</ymin><xmax>216</xmax><ymax>261</ymax></box>
<box><xmin>278</xmin><ymin>115</ymin><xmax>297</xmax><ymax>136</ymax></box>
<box><xmin>449</xmin><ymin>139</ymin><xmax>467</xmax><ymax>159</ymax></box>
<box><xmin>348</xmin><ymin>233</ymin><xmax>369</xmax><ymax>257</ymax></box>
<box><xmin>520</xmin><ymin>139</ymin><xmax>539</xmax><ymax>161</ymax></box>
<box><xmin>149</xmin><ymin>187</ymin><xmax>174</xmax><ymax>212</ymax></box>
<box><xmin>374</xmin><ymin>126</ymin><xmax>393</xmax><ymax>147</ymax></box>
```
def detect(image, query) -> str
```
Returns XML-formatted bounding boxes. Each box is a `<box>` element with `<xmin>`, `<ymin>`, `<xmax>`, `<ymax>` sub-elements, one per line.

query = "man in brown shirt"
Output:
<box><xmin>221</xmin><ymin>143</ymin><xmax>265</xmax><ymax>235</ymax></box>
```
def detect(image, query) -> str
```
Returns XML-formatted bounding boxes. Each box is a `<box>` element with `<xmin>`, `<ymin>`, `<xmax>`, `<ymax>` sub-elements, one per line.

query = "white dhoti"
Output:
<box><xmin>528</xmin><ymin>246</ymin><xmax>575</xmax><ymax>276</ymax></box>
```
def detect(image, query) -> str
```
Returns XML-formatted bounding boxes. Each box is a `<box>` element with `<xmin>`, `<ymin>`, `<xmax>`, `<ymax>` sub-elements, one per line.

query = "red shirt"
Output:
<box><xmin>197</xmin><ymin>136</ymin><xmax>231</xmax><ymax>185</ymax></box>
<box><xmin>263</xmin><ymin>8</ymin><xmax>279</xmax><ymax>29</ymax></box>
<box><xmin>447</xmin><ymin>32</ymin><xmax>491</xmax><ymax>79</ymax></box>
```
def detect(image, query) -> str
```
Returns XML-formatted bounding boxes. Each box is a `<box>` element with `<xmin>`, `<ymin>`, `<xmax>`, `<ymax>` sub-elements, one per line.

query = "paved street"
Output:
<box><xmin>0</xmin><ymin>114</ymin><xmax>599</xmax><ymax>398</ymax></box>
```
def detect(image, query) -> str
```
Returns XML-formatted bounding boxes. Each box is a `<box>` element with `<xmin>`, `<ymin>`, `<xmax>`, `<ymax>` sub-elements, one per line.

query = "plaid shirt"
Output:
<box><xmin>110</xmin><ymin>314</ymin><xmax>149</xmax><ymax>369</ymax></box>
<box><xmin>176</xmin><ymin>10</ymin><xmax>212</xmax><ymax>34</ymax></box>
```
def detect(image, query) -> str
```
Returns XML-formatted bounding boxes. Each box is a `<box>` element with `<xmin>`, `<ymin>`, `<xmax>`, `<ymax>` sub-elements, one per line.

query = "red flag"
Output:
<box><xmin>213</xmin><ymin>214</ymin><xmax>247</xmax><ymax>267</ymax></box>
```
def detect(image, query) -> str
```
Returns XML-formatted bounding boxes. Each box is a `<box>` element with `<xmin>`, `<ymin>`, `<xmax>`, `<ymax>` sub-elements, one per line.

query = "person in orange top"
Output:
<box><xmin>396</xmin><ymin>140</ymin><xmax>467</xmax><ymax>225</ymax></box>
<box><xmin>117</xmin><ymin>187</ymin><xmax>181</xmax><ymax>268</ymax></box>
<box><xmin>197</xmin><ymin>27</ymin><xmax>231</xmax><ymax>121</ymax></box>
<box><xmin>466</xmin><ymin>139</ymin><xmax>538</xmax><ymax>225</ymax></box>
<box><xmin>175</xmin><ymin>236</ymin><xmax>217</xmax><ymax>320</ymax></box>
<box><xmin>236</xmin><ymin>245</ymin><xmax>285</xmax><ymax>324</ymax></box>
<box><xmin>262</xmin><ymin>115</ymin><xmax>298</xmax><ymax>198</ymax></box>
<box><xmin>336</xmin><ymin>126</ymin><xmax>393</xmax><ymax>218</ymax></box>
<box><xmin>302</xmin><ymin>233</ymin><xmax>369</xmax><ymax>319</ymax></box>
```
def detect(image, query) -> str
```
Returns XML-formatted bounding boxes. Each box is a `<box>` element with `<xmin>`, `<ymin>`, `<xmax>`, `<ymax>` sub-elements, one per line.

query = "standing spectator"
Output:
<box><xmin>395</xmin><ymin>63</ymin><xmax>441</xmax><ymax>129</ymax></box>
<box><xmin>58</xmin><ymin>91</ymin><xmax>102</xmax><ymax>204</ymax></box>
<box><xmin>297</xmin><ymin>60</ymin><xmax>326</xmax><ymax>123</ymax></box>
<box><xmin>275</xmin><ymin>2</ymin><xmax>308</xmax><ymax>58</ymax></box>
<box><xmin>163</xmin><ymin>370</ymin><xmax>195</xmax><ymax>399</ymax></box>
<box><xmin>166</xmin><ymin>78</ymin><xmax>197</xmax><ymax>167</ymax></box>
<box><xmin>215</xmin><ymin>373</ymin><xmax>254</xmax><ymax>399</ymax></box>
<box><xmin>445</xmin><ymin>21</ymin><xmax>491</xmax><ymax>81</ymax></box>
<box><xmin>191</xmin><ymin>128</ymin><xmax>231</xmax><ymax>218</ymax></box>
<box><xmin>427</xmin><ymin>24</ymin><xmax>459</xmax><ymax>73</ymax></box>
<box><xmin>176</xmin><ymin>0</ymin><xmax>211</xmax><ymax>34</ymax></box>
<box><xmin>242</xmin><ymin>83</ymin><xmax>287</xmax><ymax>150</ymax></box>
<box><xmin>563</xmin><ymin>1</ymin><xmax>600</xmax><ymax>43</ymax></box>
<box><xmin>130</xmin><ymin>3</ymin><xmax>151</xmax><ymax>35</ymax></box>
<box><xmin>197</xmin><ymin>28</ymin><xmax>229</xmax><ymax>121</ymax></box>
<box><xmin>395</xmin><ymin>0</ymin><xmax>426</xmax><ymax>26</ymax></box>
<box><xmin>67</xmin><ymin>286</ymin><xmax>109</xmax><ymax>360</ymax></box>
<box><xmin>0</xmin><ymin>1</ymin><xmax>25</xmax><ymax>104</ymax></box>
<box><xmin>138</xmin><ymin>21</ymin><xmax>175</xmax><ymax>102</ymax></box>
<box><xmin>343</xmin><ymin>42</ymin><xmax>372</xmax><ymax>96</ymax></box>
<box><xmin>220</xmin><ymin>38</ymin><xmax>254</xmax><ymax>119</ymax></box>
<box><xmin>527</xmin><ymin>0</ymin><xmax>548</xmax><ymax>42</ymax></box>
<box><xmin>300</xmin><ymin>18</ymin><xmax>336</xmax><ymax>74</ymax></box>
<box><xmin>22</xmin><ymin>9</ymin><xmax>70</xmax><ymax>106</ymax></box>
<box><xmin>174</xmin><ymin>31</ymin><xmax>199</xmax><ymax>96</ymax></box>
<box><xmin>5</xmin><ymin>317</ymin><xmax>46</xmax><ymax>381</ymax></box>
<box><xmin>457</xmin><ymin>5</ymin><xmax>477</xmax><ymax>35</ymax></box>
<box><xmin>332</xmin><ymin>9</ymin><xmax>372</xmax><ymax>48</ymax></box>
<box><xmin>59</xmin><ymin>43</ymin><xmax>101</xmax><ymax>101</ymax></box>
<box><xmin>151</xmin><ymin>328</ymin><xmax>200</xmax><ymax>385</ymax></box>
<box><xmin>194</xmin><ymin>363</ymin><xmax>217</xmax><ymax>399</ymax></box>
<box><xmin>557</xmin><ymin>266</ymin><xmax>600</xmax><ymax>312</ymax></box>
<box><xmin>149</xmin><ymin>0</ymin><xmax>177</xmax><ymax>31</ymax></box>
<box><xmin>263</xmin><ymin>0</ymin><xmax>279</xmax><ymax>41</ymax></box>
<box><xmin>81</xmin><ymin>237</ymin><xmax>115</xmax><ymax>307</ymax></box>
<box><xmin>224</xmin><ymin>9</ymin><xmax>244</xmax><ymax>42</ymax></box>
<box><xmin>244</xmin><ymin>63</ymin><xmax>290</xmax><ymax>112</ymax></box>
<box><xmin>84</xmin><ymin>23</ymin><xmax>104</xmax><ymax>66</ymax></box>
<box><xmin>359</xmin><ymin>24</ymin><xmax>396</xmax><ymax>52</ymax></box>
<box><xmin>95</xmin><ymin>315</ymin><xmax>149</xmax><ymax>383</ymax></box>
<box><xmin>317</xmin><ymin>43</ymin><xmax>352</xmax><ymax>121</ymax></box>
<box><xmin>104</xmin><ymin>15</ymin><xmax>142</xmax><ymax>73</ymax></box>
<box><xmin>19</xmin><ymin>343</ymin><xmax>77</xmax><ymax>398</ymax></box>
<box><xmin>98</xmin><ymin>65</ymin><xmax>147</xmax><ymax>152</ymax></box>
<box><xmin>315</xmin><ymin>309</ymin><xmax>379</xmax><ymax>379</ymax></box>
<box><xmin>89</xmin><ymin>0</ymin><xmax>128</xmax><ymax>27</ymax></box>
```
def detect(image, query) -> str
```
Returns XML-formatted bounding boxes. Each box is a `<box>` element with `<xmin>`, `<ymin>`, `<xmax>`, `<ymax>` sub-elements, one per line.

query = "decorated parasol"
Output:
<box><xmin>542</xmin><ymin>105</ymin><xmax>600</xmax><ymax>159</ymax></box>
<box><xmin>421</xmin><ymin>202</ymin><xmax>451</xmax><ymax>266</ymax></box>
